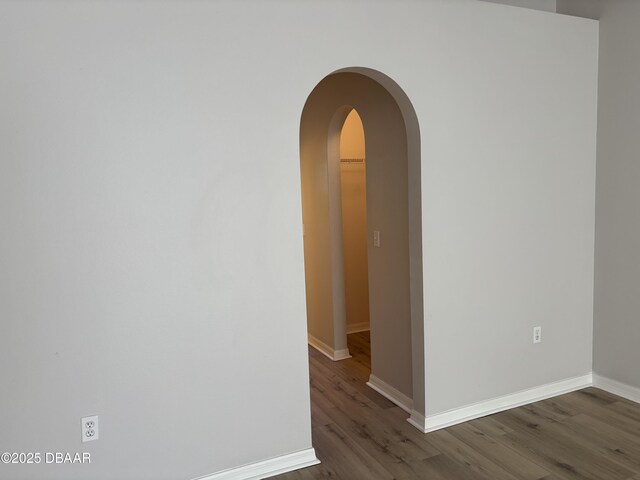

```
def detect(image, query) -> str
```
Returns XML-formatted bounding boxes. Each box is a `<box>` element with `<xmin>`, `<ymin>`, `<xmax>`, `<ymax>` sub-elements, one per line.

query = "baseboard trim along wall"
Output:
<box><xmin>308</xmin><ymin>334</ymin><xmax>351</xmax><ymax>361</ymax></box>
<box><xmin>346</xmin><ymin>322</ymin><xmax>371</xmax><ymax>334</ymax></box>
<box><xmin>594</xmin><ymin>374</ymin><xmax>640</xmax><ymax>404</ymax></box>
<box><xmin>194</xmin><ymin>374</ymin><xmax>640</xmax><ymax>479</ymax></box>
<box><xmin>192</xmin><ymin>448</ymin><xmax>319</xmax><ymax>480</ymax></box>
<box><xmin>408</xmin><ymin>373</ymin><xmax>594</xmax><ymax>433</ymax></box>
<box><xmin>367</xmin><ymin>374</ymin><xmax>413</xmax><ymax>413</ymax></box>
<box><xmin>407</xmin><ymin>410</ymin><xmax>427</xmax><ymax>432</ymax></box>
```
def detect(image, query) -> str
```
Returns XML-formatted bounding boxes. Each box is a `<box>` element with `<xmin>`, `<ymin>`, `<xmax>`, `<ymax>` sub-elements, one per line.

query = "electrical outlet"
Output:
<box><xmin>533</xmin><ymin>326</ymin><xmax>542</xmax><ymax>344</ymax></box>
<box><xmin>82</xmin><ymin>415</ymin><xmax>99</xmax><ymax>443</ymax></box>
<box><xmin>373</xmin><ymin>230</ymin><xmax>381</xmax><ymax>248</ymax></box>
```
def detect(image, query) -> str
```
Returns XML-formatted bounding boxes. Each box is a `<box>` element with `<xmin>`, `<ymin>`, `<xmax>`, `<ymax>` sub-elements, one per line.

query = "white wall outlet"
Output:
<box><xmin>373</xmin><ymin>230</ymin><xmax>381</xmax><ymax>248</ymax></box>
<box><xmin>533</xmin><ymin>326</ymin><xmax>542</xmax><ymax>344</ymax></box>
<box><xmin>82</xmin><ymin>415</ymin><xmax>99</xmax><ymax>442</ymax></box>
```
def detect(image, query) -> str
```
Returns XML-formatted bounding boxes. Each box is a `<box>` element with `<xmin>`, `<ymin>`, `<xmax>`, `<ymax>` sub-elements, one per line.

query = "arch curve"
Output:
<box><xmin>300</xmin><ymin>68</ymin><xmax>425</xmax><ymax>426</ymax></box>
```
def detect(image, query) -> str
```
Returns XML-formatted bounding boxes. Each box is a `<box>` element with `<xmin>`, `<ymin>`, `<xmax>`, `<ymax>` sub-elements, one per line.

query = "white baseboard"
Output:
<box><xmin>308</xmin><ymin>334</ymin><xmax>351</xmax><ymax>361</ymax></box>
<box><xmin>407</xmin><ymin>410</ymin><xmax>427</xmax><ymax>432</ymax></box>
<box><xmin>593</xmin><ymin>374</ymin><xmax>640</xmax><ymax>404</ymax></box>
<box><xmin>366</xmin><ymin>374</ymin><xmax>413</xmax><ymax>413</ymax></box>
<box><xmin>346</xmin><ymin>322</ymin><xmax>370</xmax><ymax>334</ymax></box>
<box><xmin>190</xmin><ymin>374</ymin><xmax>640</xmax><ymax>479</ymax></box>
<box><xmin>412</xmin><ymin>373</ymin><xmax>593</xmax><ymax>433</ymax></box>
<box><xmin>192</xmin><ymin>448</ymin><xmax>319</xmax><ymax>480</ymax></box>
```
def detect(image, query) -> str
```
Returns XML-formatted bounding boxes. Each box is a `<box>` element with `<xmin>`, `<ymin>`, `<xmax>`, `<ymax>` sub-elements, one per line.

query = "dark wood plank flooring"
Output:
<box><xmin>275</xmin><ymin>332</ymin><xmax>640</xmax><ymax>480</ymax></box>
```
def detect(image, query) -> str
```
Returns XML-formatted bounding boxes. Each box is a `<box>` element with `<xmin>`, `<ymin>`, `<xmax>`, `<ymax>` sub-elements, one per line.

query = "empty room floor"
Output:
<box><xmin>276</xmin><ymin>332</ymin><xmax>640</xmax><ymax>480</ymax></box>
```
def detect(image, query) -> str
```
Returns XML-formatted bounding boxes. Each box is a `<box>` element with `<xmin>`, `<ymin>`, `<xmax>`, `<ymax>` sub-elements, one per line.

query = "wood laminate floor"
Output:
<box><xmin>275</xmin><ymin>332</ymin><xmax>640</xmax><ymax>480</ymax></box>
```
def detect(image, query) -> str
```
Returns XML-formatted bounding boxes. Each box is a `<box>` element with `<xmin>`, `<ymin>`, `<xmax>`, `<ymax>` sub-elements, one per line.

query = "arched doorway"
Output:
<box><xmin>339</xmin><ymin>110</ymin><xmax>371</xmax><ymax>340</ymax></box>
<box><xmin>299</xmin><ymin>68</ymin><xmax>425</xmax><ymax>427</ymax></box>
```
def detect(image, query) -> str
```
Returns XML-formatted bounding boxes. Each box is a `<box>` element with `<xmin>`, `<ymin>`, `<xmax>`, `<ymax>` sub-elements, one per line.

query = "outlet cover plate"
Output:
<box><xmin>82</xmin><ymin>415</ymin><xmax>99</xmax><ymax>443</ymax></box>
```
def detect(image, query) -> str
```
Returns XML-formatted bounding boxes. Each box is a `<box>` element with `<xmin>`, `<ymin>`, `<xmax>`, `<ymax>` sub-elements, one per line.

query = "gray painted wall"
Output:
<box><xmin>592</xmin><ymin>0</ymin><xmax>640</xmax><ymax>389</ymax></box>
<box><xmin>480</xmin><ymin>0</ymin><xmax>557</xmax><ymax>12</ymax></box>
<box><xmin>556</xmin><ymin>0</ymin><xmax>601</xmax><ymax>20</ymax></box>
<box><xmin>421</xmin><ymin>6</ymin><xmax>598</xmax><ymax>414</ymax></box>
<box><xmin>0</xmin><ymin>1</ymin><xmax>598</xmax><ymax>478</ymax></box>
<box><xmin>481</xmin><ymin>0</ymin><xmax>602</xmax><ymax>18</ymax></box>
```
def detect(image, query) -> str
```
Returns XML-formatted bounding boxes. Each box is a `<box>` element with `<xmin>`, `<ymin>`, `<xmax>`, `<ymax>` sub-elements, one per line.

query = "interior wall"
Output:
<box><xmin>591</xmin><ymin>0</ymin><xmax>640</xmax><ymax>389</ymax></box>
<box><xmin>340</xmin><ymin>110</ymin><xmax>365</xmax><ymax>160</ymax></box>
<box><xmin>340</xmin><ymin>111</ymin><xmax>370</xmax><ymax>332</ymax></box>
<box><xmin>484</xmin><ymin>0</ymin><xmax>603</xmax><ymax>20</ymax></box>
<box><xmin>556</xmin><ymin>0</ymin><xmax>601</xmax><ymax>20</ymax></box>
<box><xmin>301</xmin><ymin>73</ymin><xmax>413</xmax><ymax>399</ymax></box>
<box><xmin>340</xmin><ymin>163</ymin><xmax>370</xmax><ymax>332</ymax></box>
<box><xmin>479</xmin><ymin>0</ymin><xmax>557</xmax><ymax>13</ymax></box>
<box><xmin>419</xmin><ymin>4</ymin><xmax>598</xmax><ymax>415</ymax></box>
<box><xmin>0</xmin><ymin>1</ymin><xmax>598</xmax><ymax>478</ymax></box>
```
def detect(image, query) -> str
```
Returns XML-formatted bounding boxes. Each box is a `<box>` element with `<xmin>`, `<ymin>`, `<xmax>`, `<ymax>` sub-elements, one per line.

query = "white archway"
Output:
<box><xmin>299</xmin><ymin>68</ymin><xmax>425</xmax><ymax>426</ymax></box>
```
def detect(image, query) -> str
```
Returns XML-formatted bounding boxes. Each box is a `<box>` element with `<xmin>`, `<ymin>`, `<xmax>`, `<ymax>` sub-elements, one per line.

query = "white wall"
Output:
<box><xmin>0</xmin><ymin>1</ymin><xmax>598</xmax><ymax>478</ymax></box>
<box><xmin>556</xmin><ymin>0</ymin><xmax>601</xmax><ymax>20</ymax></box>
<box><xmin>481</xmin><ymin>0</ymin><xmax>602</xmax><ymax>19</ymax></box>
<box><xmin>590</xmin><ymin>0</ymin><xmax>640</xmax><ymax>390</ymax></box>
<box><xmin>421</xmin><ymin>7</ymin><xmax>598</xmax><ymax>415</ymax></box>
<box><xmin>480</xmin><ymin>0</ymin><xmax>557</xmax><ymax>12</ymax></box>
